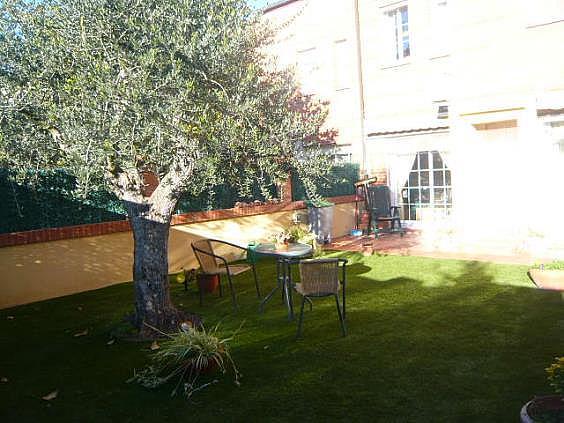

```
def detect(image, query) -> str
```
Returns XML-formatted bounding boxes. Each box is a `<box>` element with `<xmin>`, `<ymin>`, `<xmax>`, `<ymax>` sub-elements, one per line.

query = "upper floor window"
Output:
<box><xmin>430</xmin><ymin>0</ymin><xmax>449</xmax><ymax>57</ymax></box>
<box><xmin>384</xmin><ymin>5</ymin><xmax>410</xmax><ymax>61</ymax></box>
<box><xmin>297</xmin><ymin>47</ymin><xmax>320</xmax><ymax>95</ymax></box>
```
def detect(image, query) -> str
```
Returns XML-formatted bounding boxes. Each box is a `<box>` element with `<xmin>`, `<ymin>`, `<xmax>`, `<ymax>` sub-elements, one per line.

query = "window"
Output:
<box><xmin>333</xmin><ymin>145</ymin><xmax>353</xmax><ymax>163</ymax></box>
<box><xmin>333</xmin><ymin>39</ymin><xmax>351</xmax><ymax>91</ymax></box>
<box><xmin>384</xmin><ymin>5</ymin><xmax>410</xmax><ymax>61</ymax></box>
<box><xmin>400</xmin><ymin>151</ymin><xmax>452</xmax><ymax>220</ymax></box>
<box><xmin>430</xmin><ymin>0</ymin><xmax>449</xmax><ymax>57</ymax></box>
<box><xmin>297</xmin><ymin>47</ymin><xmax>320</xmax><ymax>94</ymax></box>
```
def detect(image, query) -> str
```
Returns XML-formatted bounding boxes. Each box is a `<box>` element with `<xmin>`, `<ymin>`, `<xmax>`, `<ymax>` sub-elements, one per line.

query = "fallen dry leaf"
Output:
<box><xmin>1</xmin><ymin>377</ymin><xmax>8</xmax><ymax>383</ymax></box>
<box><xmin>150</xmin><ymin>341</ymin><xmax>160</xmax><ymax>351</ymax></box>
<box><xmin>42</xmin><ymin>390</ymin><xmax>58</xmax><ymax>401</ymax></box>
<box><xmin>106</xmin><ymin>339</ymin><xmax>115</xmax><ymax>345</ymax></box>
<box><xmin>73</xmin><ymin>329</ymin><xmax>88</xmax><ymax>337</ymax></box>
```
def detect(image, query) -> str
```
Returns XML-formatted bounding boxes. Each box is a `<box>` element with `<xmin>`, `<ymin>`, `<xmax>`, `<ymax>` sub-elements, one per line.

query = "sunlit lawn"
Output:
<box><xmin>1</xmin><ymin>253</ymin><xmax>562</xmax><ymax>422</ymax></box>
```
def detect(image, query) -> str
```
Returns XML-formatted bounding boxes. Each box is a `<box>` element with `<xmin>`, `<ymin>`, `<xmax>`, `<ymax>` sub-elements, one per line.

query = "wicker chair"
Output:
<box><xmin>294</xmin><ymin>258</ymin><xmax>348</xmax><ymax>337</ymax></box>
<box><xmin>191</xmin><ymin>239</ymin><xmax>260</xmax><ymax>311</ymax></box>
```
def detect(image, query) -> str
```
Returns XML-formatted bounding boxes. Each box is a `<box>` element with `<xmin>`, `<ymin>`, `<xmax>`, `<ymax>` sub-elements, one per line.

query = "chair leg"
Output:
<box><xmin>198</xmin><ymin>279</ymin><xmax>203</xmax><ymax>307</ymax></box>
<box><xmin>252</xmin><ymin>264</ymin><xmax>261</xmax><ymax>298</ymax></box>
<box><xmin>296</xmin><ymin>296</ymin><xmax>306</xmax><ymax>338</ymax></box>
<box><xmin>335</xmin><ymin>294</ymin><xmax>347</xmax><ymax>337</ymax></box>
<box><xmin>305</xmin><ymin>296</ymin><xmax>313</xmax><ymax>311</ymax></box>
<box><xmin>218</xmin><ymin>275</ymin><xmax>223</xmax><ymax>297</ymax></box>
<box><xmin>226</xmin><ymin>273</ymin><xmax>238</xmax><ymax>311</ymax></box>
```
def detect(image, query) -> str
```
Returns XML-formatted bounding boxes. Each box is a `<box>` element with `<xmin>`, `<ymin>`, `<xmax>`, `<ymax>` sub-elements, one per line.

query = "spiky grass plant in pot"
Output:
<box><xmin>129</xmin><ymin>323</ymin><xmax>240</xmax><ymax>398</ymax></box>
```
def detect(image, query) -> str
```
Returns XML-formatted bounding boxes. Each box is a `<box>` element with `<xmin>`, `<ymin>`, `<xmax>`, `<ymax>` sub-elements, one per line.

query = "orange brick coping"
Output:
<box><xmin>0</xmin><ymin>195</ymin><xmax>359</xmax><ymax>248</ymax></box>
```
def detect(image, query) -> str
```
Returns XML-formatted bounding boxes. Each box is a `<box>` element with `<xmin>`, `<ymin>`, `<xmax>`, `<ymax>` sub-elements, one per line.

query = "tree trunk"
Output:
<box><xmin>126</xmin><ymin>200</ymin><xmax>191</xmax><ymax>338</ymax></box>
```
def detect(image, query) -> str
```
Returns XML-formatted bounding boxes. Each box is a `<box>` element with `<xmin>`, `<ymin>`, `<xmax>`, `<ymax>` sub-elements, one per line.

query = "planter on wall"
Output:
<box><xmin>307</xmin><ymin>202</ymin><xmax>334</xmax><ymax>244</ymax></box>
<box><xmin>528</xmin><ymin>269</ymin><xmax>564</xmax><ymax>291</ymax></box>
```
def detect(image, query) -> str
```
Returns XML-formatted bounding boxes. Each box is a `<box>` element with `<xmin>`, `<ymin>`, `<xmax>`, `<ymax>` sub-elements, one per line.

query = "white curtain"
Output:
<box><xmin>388</xmin><ymin>153</ymin><xmax>417</xmax><ymax>207</ymax></box>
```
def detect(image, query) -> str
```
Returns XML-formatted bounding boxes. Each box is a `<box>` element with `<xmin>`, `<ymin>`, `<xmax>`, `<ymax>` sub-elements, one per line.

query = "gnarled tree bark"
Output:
<box><xmin>112</xmin><ymin>164</ymin><xmax>197</xmax><ymax>338</ymax></box>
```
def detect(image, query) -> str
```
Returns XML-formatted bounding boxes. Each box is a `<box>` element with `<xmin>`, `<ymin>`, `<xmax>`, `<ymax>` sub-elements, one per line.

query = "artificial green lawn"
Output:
<box><xmin>1</xmin><ymin>253</ymin><xmax>563</xmax><ymax>422</ymax></box>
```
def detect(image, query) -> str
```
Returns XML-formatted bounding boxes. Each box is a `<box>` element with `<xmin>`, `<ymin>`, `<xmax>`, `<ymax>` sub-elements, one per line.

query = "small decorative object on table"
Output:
<box><xmin>128</xmin><ymin>323</ymin><xmax>240</xmax><ymax>399</ymax></box>
<box><xmin>270</xmin><ymin>225</ymin><xmax>320</xmax><ymax>256</ymax></box>
<box><xmin>271</xmin><ymin>230</ymin><xmax>291</xmax><ymax>250</ymax></box>
<box><xmin>520</xmin><ymin>356</ymin><xmax>564</xmax><ymax>422</ymax></box>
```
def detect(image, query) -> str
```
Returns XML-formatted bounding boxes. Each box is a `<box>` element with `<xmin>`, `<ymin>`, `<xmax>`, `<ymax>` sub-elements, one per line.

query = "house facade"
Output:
<box><xmin>264</xmin><ymin>0</ymin><xmax>564</xmax><ymax>257</ymax></box>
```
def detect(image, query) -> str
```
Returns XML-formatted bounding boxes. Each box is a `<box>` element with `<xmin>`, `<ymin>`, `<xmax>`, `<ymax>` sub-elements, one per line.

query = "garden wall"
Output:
<box><xmin>0</xmin><ymin>197</ymin><xmax>356</xmax><ymax>309</ymax></box>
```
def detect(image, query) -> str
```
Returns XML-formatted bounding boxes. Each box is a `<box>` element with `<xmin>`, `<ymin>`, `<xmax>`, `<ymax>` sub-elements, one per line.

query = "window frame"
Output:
<box><xmin>380</xmin><ymin>2</ymin><xmax>411</xmax><ymax>66</ymax></box>
<box><xmin>400</xmin><ymin>151</ymin><xmax>452</xmax><ymax>221</ymax></box>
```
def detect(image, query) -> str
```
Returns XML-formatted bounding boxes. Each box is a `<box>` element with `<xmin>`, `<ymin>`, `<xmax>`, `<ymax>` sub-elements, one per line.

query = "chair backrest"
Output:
<box><xmin>298</xmin><ymin>258</ymin><xmax>340</xmax><ymax>295</ymax></box>
<box><xmin>191</xmin><ymin>239</ymin><xmax>219</xmax><ymax>273</ymax></box>
<box><xmin>367</xmin><ymin>185</ymin><xmax>391</xmax><ymax>218</ymax></box>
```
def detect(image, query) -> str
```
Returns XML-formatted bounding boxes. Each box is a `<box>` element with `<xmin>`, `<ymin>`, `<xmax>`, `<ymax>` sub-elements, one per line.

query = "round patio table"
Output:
<box><xmin>254</xmin><ymin>242</ymin><xmax>313</xmax><ymax>320</ymax></box>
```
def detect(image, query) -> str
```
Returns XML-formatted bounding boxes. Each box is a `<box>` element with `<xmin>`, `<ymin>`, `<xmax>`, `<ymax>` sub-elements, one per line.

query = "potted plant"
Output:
<box><xmin>270</xmin><ymin>225</ymin><xmax>322</xmax><ymax>256</ymax></box>
<box><xmin>528</xmin><ymin>261</ymin><xmax>564</xmax><ymax>291</ymax></box>
<box><xmin>521</xmin><ymin>357</ymin><xmax>564</xmax><ymax>422</ymax></box>
<box><xmin>128</xmin><ymin>323</ymin><xmax>240</xmax><ymax>398</ymax></box>
<box><xmin>305</xmin><ymin>198</ymin><xmax>335</xmax><ymax>244</ymax></box>
<box><xmin>271</xmin><ymin>229</ymin><xmax>292</xmax><ymax>250</ymax></box>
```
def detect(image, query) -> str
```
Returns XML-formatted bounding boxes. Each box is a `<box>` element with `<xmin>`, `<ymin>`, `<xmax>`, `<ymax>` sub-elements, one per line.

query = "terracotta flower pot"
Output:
<box><xmin>528</xmin><ymin>269</ymin><xmax>564</xmax><ymax>291</ymax></box>
<box><xmin>274</xmin><ymin>242</ymin><xmax>289</xmax><ymax>251</ymax></box>
<box><xmin>521</xmin><ymin>395</ymin><xmax>564</xmax><ymax>422</ymax></box>
<box><xmin>196</xmin><ymin>274</ymin><xmax>219</xmax><ymax>293</ymax></box>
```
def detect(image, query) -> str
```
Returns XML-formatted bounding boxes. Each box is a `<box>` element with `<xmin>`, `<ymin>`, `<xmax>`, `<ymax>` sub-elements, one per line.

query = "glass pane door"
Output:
<box><xmin>400</xmin><ymin>151</ymin><xmax>452</xmax><ymax>220</ymax></box>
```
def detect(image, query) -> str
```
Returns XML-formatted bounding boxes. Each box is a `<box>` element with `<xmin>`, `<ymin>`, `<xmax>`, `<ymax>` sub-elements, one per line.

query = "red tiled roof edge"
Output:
<box><xmin>0</xmin><ymin>195</ymin><xmax>359</xmax><ymax>248</ymax></box>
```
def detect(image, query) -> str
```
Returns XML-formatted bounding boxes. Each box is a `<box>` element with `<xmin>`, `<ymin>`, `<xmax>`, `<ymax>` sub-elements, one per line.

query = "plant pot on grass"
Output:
<box><xmin>129</xmin><ymin>324</ymin><xmax>240</xmax><ymax>398</ymax></box>
<box><xmin>521</xmin><ymin>395</ymin><xmax>564</xmax><ymax>422</ymax></box>
<box><xmin>520</xmin><ymin>357</ymin><xmax>564</xmax><ymax>422</ymax></box>
<box><xmin>306</xmin><ymin>199</ymin><xmax>334</xmax><ymax>244</ymax></box>
<box><xmin>197</xmin><ymin>273</ymin><xmax>220</xmax><ymax>293</ymax></box>
<box><xmin>528</xmin><ymin>261</ymin><xmax>564</xmax><ymax>291</ymax></box>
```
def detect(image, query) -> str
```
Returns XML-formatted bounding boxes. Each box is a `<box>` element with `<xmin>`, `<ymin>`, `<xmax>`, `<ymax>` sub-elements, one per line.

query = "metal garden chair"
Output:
<box><xmin>294</xmin><ymin>258</ymin><xmax>348</xmax><ymax>338</ymax></box>
<box><xmin>191</xmin><ymin>239</ymin><xmax>261</xmax><ymax>311</ymax></box>
<box><xmin>366</xmin><ymin>185</ymin><xmax>405</xmax><ymax>238</ymax></box>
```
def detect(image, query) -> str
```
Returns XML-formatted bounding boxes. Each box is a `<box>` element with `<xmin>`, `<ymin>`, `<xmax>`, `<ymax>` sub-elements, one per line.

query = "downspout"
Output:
<box><xmin>354</xmin><ymin>0</ymin><xmax>367</xmax><ymax>176</ymax></box>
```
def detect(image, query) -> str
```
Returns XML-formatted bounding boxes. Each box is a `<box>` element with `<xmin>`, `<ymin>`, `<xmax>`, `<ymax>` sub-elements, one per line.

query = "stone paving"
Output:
<box><xmin>325</xmin><ymin>229</ymin><xmax>564</xmax><ymax>265</ymax></box>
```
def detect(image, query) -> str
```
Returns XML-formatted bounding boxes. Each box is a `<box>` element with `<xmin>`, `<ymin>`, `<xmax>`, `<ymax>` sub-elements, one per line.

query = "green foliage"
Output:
<box><xmin>0</xmin><ymin>166</ymin><xmax>276</xmax><ymax>233</ymax></box>
<box><xmin>532</xmin><ymin>261</ymin><xmax>564</xmax><ymax>271</ymax></box>
<box><xmin>292</xmin><ymin>163</ymin><xmax>360</xmax><ymax>201</ymax></box>
<box><xmin>546</xmin><ymin>357</ymin><xmax>564</xmax><ymax>394</ymax></box>
<box><xmin>304</xmin><ymin>198</ymin><xmax>334</xmax><ymax>208</ymax></box>
<box><xmin>269</xmin><ymin>224</ymin><xmax>321</xmax><ymax>256</ymax></box>
<box><xmin>129</xmin><ymin>323</ymin><xmax>240</xmax><ymax>398</ymax></box>
<box><xmin>0</xmin><ymin>168</ymin><xmax>126</xmax><ymax>233</ymax></box>
<box><xmin>0</xmin><ymin>0</ymin><xmax>332</xmax><ymax>206</ymax></box>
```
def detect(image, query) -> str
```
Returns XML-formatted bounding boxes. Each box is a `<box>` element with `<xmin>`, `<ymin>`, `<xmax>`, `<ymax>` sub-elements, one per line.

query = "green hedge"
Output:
<box><xmin>0</xmin><ymin>169</ymin><xmax>127</xmax><ymax>234</ymax></box>
<box><xmin>0</xmin><ymin>169</ymin><xmax>278</xmax><ymax>234</ymax></box>
<box><xmin>292</xmin><ymin>163</ymin><xmax>360</xmax><ymax>201</ymax></box>
<box><xmin>1</xmin><ymin>164</ymin><xmax>359</xmax><ymax>234</ymax></box>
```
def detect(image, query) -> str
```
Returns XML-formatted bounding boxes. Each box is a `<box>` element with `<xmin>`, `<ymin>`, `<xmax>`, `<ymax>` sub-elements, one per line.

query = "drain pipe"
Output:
<box><xmin>354</xmin><ymin>0</ymin><xmax>367</xmax><ymax>176</ymax></box>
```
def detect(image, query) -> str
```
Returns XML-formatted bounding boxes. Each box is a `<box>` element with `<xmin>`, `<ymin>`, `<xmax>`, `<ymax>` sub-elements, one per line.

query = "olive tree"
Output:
<box><xmin>0</xmin><ymin>0</ymin><xmax>332</xmax><ymax>336</ymax></box>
